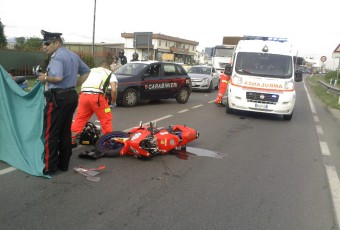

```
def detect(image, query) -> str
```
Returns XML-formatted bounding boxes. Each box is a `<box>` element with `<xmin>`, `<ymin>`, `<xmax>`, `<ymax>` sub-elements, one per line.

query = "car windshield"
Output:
<box><xmin>235</xmin><ymin>52</ymin><xmax>293</xmax><ymax>78</ymax></box>
<box><xmin>188</xmin><ymin>67</ymin><xmax>212</xmax><ymax>75</ymax></box>
<box><xmin>114</xmin><ymin>62</ymin><xmax>148</xmax><ymax>76</ymax></box>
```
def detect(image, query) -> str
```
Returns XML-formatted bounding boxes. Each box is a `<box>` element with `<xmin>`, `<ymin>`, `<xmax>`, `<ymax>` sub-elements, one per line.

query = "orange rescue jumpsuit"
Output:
<box><xmin>214</xmin><ymin>72</ymin><xmax>230</xmax><ymax>104</ymax></box>
<box><xmin>72</xmin><ymin>66</ymin><xmax>116</xmax><ymax>135</ymax></box>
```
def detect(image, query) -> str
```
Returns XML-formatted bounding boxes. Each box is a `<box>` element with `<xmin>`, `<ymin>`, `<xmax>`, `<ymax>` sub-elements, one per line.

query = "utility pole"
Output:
<box><xmin>147</xmin><ymin>33</ymin><xmax>150</xmax><ymax>60</ymax></box>
<box><xmin>92</xmin><ymin>0</ymin><xmax>97</xmax><ymax>58</ymax></box>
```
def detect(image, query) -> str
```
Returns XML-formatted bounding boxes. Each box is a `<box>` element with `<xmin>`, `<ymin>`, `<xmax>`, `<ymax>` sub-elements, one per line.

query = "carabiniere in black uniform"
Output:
<box><xmin>40</xmin><ymin>30</ymin><xmax>90</xmax><ymax>175</ymax></box>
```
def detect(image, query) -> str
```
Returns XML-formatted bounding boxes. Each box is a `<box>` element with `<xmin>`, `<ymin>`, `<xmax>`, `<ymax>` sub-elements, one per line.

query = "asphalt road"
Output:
<box><xmin>1</xmin><ymin>78</ymin><xmax>340</xmax><ymax>230</ymax></box>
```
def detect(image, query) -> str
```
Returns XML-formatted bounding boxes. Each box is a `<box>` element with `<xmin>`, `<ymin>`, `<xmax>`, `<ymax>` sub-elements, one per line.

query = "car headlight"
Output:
<box><xmin>202</xmin><ymin>78</ymin><xmax>209</xmax><ymax>84</ymax></box>
<box><xmin>285</xmin><ymin>80</ymin><xmax>294</xmax><ymax>90</ymax></box>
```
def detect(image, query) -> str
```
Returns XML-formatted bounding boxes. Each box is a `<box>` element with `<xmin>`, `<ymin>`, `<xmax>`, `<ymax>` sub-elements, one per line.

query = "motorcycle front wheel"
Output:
<box><xmin>95</xmin><ymin>131</ymin><xmax>129</xmax><ymax>157</ymax></box>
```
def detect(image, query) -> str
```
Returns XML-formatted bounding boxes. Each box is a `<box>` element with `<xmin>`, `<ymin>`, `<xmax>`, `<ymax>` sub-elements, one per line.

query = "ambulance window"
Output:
<box><xmin>163</xmin><ymin>64</ymin><xmax>178</xmax><ymax>76</ymax></box>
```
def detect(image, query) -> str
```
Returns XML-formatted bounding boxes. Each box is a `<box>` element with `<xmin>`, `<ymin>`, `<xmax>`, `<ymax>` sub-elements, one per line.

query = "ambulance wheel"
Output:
<box><xmin>225</xmin><ymin>98</ymin><xmax>234</xmax><ymax>114</ymax></box>
<box><xmin>283</xmin><ymin>112</ymin><xmax>293</xmax><ymax>121</ymax></box>
<box><xmin>95</xmin><ymin>131</ymin><xmax>129</xmax><ymax>157</ymax></box>
<box><xmin>176</xmin><ymin>87</ymin><xmax>190</xmax><ymax>104</ymax></box>
<box><xmin>122</xmin><ymin>88</ymin><xmax>139</xmax><ymax>107</ymax></box>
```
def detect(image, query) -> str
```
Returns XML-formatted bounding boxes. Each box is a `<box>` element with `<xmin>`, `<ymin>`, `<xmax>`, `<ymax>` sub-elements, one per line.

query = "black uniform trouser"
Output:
<box><xmin>43</xmin><ymin>89</ymin><xmax>78</xmax><ymax>173</ymax></box>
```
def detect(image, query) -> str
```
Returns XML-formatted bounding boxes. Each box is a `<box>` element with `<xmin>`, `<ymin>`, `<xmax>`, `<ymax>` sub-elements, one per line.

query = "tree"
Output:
<box><xmin>0</xmin><ymin>18</ymin><xmax>8</xmax><ymax>48</ymax></box>
<box><xmin>15</xmin><ymin>36</ymin><xmax>42</xmax><ymax>50</ymax></box>
<box><xmin>15</xmin><ymin>37</ymin><xmax>25</xmax><ymax>50</ymax></box>
<box><xmin>25</xmin><ymin>37</ymin><xmax>43</xmax><ymax>50</ymax></box>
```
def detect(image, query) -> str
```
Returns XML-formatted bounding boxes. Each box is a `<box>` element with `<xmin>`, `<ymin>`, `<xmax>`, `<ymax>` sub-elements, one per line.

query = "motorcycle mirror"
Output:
<box><xmin>149</xmin><ymin>122</ymin><xmax>155</xmax><ymax>136</ymax></box>
<box><xmin>139</xmin><ymin>121</ymin><xmax>142</xmax><ymax>127</ymax></box>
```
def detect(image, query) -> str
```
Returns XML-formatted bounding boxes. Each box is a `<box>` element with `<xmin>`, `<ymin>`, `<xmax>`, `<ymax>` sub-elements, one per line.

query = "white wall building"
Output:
<box><xmin>121</xmin><ymin>32</ymin><xmax>199</xmax><ymax>64</ymax></box>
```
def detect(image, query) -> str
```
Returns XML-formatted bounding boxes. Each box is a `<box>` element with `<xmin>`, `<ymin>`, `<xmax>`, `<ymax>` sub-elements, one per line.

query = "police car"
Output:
<box><xmin>107</xmin><ymin>61</ymin><xmax>192</xmax><ymax>107</ymax></box>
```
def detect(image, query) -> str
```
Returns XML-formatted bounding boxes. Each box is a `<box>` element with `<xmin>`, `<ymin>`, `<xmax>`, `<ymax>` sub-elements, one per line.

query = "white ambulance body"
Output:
<box><xmin>226</xmin><ymin>36</ymin><xmax>302</xmax><ymax>120</ymax></box>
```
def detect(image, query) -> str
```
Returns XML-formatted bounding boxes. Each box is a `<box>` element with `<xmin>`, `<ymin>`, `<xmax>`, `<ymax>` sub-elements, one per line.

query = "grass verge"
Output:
<box><xmin>306</xmin><ymin>73</ymin><xmax>340</xmax><ymax>110</ymax></box>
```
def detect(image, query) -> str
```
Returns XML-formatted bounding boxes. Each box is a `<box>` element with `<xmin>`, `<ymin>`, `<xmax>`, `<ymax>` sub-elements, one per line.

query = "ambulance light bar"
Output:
<box><xmin>243</xmin><ymin>36</ymin><xmax>288</xmax><ymax>43</ymax></box>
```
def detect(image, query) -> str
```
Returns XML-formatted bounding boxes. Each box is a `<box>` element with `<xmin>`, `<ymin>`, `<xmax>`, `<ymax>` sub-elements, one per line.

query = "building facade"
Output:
<box><xmin>121</xmin><ymin>33</ymin><xmax>199</xmax><ymax>64</ymax></box>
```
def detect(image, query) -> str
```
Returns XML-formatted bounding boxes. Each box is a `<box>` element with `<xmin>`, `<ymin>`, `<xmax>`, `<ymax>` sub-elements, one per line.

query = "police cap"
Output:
<box><xmin>41</xmin><ymin>30</ymin><xmax>63</xmax><ymax>42</ymax></box>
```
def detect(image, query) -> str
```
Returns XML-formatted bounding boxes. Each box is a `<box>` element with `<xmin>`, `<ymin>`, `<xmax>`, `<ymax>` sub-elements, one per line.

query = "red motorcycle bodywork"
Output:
<box><xmin>119</xmin><ymin>124</ymin><xmax>198</xmax><ymax>158</ymax></box>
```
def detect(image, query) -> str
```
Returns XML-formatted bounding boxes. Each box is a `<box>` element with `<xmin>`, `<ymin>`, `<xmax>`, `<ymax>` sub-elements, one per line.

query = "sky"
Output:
<box><xmin>1</xmin><ymin>0</ymin><xmax>340</xmax><ymax>69</ymax></box>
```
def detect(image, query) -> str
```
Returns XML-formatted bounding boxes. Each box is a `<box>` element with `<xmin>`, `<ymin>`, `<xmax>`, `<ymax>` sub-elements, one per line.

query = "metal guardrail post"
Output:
<box><xmin>318</xmin><ymin>80</ymin><xmax>340</xmax><ymax>95</ymax></box>
<box><xmin>318</xmin><ymin>80</ymin><xmax>340</xmax><ymax>104</ymax></box>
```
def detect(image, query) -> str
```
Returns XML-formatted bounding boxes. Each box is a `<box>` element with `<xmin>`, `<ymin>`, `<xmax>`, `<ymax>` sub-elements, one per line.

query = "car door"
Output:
<box><xmin>158</xmin><ymin>63</ymin><xmax>182</xmax><ymax>98</ymax></box>
<box><xmin>211</xmin><ymin>67</ymin><xmax>219</xmax><ymax>88</ymax></box>
<box><xmin>139</xmin><ymin>63</ymin><xmax>162</xmax><ymax>100</ymax></box>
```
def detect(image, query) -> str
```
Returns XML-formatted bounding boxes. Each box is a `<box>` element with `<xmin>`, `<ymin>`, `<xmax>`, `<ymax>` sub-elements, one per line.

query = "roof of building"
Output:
<box><xmin>121</xmin><ymin>33</ymin><xmax>199</xmax><ymax>46</ymax></box>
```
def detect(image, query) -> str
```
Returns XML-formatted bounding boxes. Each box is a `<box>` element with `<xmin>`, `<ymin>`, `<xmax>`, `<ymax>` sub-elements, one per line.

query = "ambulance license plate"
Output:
<box><xmin>255</xmin><ymin>103</ymin><xmax>268</xmax><ymax>109</ymax></box>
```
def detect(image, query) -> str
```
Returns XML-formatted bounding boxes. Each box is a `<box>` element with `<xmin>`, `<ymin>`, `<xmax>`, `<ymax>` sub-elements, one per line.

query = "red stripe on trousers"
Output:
<box><xmin>44</xmin><ymin>102</ymin><xmax>53</xmax><ymax>170</ymax></box>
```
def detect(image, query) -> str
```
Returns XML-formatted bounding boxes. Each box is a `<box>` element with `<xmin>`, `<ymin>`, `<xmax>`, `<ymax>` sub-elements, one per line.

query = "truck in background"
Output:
<box><xmin>210</xmin><ymin>36</ymin><xmax>243</xmax><ymax>81</ymax></box>
<box><xmin>224</xmin><ymin>36</ymin><xmax>302</xmax><ymax>120</ymax></box>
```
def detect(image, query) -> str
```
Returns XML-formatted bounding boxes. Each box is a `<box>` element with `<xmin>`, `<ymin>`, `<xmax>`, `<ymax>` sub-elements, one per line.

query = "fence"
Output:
<box><xmin>0</xmin><ymin>48</ymin><xmax>115</xmax><ymax>75</ymax></box>
<box><xmin>0</xmin><ymin>49</ymin><xmax>45</xmax><ymax>75</ymax></box>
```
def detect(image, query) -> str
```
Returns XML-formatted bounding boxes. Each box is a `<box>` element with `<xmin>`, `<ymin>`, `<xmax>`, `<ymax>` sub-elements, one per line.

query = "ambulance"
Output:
<box><xmin>225</xmin><ymin>36</ymin><xmax>302</xmax><ymax>120</ymax></box>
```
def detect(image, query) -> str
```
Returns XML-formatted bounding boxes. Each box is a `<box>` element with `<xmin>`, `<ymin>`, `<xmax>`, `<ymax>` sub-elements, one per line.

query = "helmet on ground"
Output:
<box><xmin>78</xmin><ymin>122</ymin><xmax>101</xmax><ymax>145</ymax></box>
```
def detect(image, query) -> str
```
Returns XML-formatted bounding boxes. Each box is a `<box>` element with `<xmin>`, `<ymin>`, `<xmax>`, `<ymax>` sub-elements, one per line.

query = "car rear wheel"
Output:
<box><xmin>215</xmin><ymin>81</ymin><xmax>219</xmax><ymax>90</ymax></box>
<box><xmin>176</xmin><ymin>87</ymin><xmax>190</xmax><ymax>104</ymax></box>
<box><xmin>122</xmin><ymin>88</ymin><xmax>139</xmax><ymax>107</ymax></box>
<box><xmin>207</xmin><ymin>81</ymin><xmax>214</xmax><ymax>93</ymax></box>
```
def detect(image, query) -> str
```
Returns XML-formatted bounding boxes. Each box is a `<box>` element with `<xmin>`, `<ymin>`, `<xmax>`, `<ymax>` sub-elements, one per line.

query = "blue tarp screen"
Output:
<box><xmin>0</xmin><ymin>65</ymin><xmax>47</xmax><ymax>177</ymax></box>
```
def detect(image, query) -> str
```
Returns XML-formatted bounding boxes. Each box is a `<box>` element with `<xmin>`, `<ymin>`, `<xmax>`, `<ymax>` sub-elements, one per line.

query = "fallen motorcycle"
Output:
<box><xmin>91</xmin><ymin>121</ymin><xmax>199</xmax><ymax>159</ymax></box>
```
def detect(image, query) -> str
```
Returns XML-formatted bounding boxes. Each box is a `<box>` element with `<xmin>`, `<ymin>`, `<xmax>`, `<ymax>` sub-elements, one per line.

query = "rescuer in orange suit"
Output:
<box><xmin>214</xmin><ymin>63</ymin><xmax>231</xmax><ymax>105</ymax></box>
<box><xmin>71</xmin><ymin>61</ymin><xmax>118</xmax><ymax>137</ymax></box>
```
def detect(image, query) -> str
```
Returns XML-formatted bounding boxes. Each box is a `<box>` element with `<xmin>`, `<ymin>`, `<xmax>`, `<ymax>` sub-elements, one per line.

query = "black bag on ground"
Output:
<box><xmin>79</xmin><ymin>122</ymin><xmax>101</xmax><ymax>145</ymax></box>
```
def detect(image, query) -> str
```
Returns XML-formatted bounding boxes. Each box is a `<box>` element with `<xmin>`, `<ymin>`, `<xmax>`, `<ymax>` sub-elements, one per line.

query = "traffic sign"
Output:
<box><xmin>333</xmin><ymin>44</ymin><xmax>340</xmax><ymax>58</ymax></box>
<box><xmin>320</xmin><ymin>56</ymin><xmax>327</xmax><ymax>62</ymax></box>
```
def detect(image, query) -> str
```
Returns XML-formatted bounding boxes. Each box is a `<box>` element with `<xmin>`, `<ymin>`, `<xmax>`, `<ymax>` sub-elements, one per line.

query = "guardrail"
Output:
<box><xmin>318</xmin><ymin>80</ymin><xmax>340</xmax><ymax>95</ymax></box>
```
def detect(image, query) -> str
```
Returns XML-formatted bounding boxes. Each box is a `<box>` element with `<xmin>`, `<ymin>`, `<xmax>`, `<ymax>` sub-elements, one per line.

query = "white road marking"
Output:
<box><xmin>305</xmin><ymin>80</ymin><xmax>340</xmax><ymax>228</ymax></box>
<box><xmin>326</xmin><ymin>165</ymin><xmax>340</xmax><ymax>228</ymax></box>
<box><xmin>0</xmin><ymin>167</ymin><xmax>16</xmax><ymax>175</ymax></box>
<box><xmin>178</xmin><ymin>109</ymin><xmax>189</xmax><ymax>113</ymax></box>
<box><xmin>320</xmin><ymin>141</ymin><xmax>330</xmax><ymax>156</ymax></box>
<box><xmin>192</xmin><ymin>104</ymin><xmax>203</xmax><ymax>109</ymax></box>
<box><xmin>150</xmin><ymin>115</ymin><xmax>173</xmax><ymax>123</ymax></box>
<box><xmin>316</xmin><ymin>125</ymin><xmax>324</xmax><ymax>134</ymax></box>
<box><xmin>123</xmin><ymin>115</ymin><xmax>174</xmax><ymax>132</ymax></box>
<box><xmin>304</xmin><ymin>80</ymin><xmax>316</xmax><ymax>114</ymax></box>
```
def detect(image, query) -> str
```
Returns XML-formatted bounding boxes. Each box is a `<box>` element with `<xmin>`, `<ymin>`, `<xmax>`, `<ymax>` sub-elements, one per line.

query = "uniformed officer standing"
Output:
<box><xmin>37</xmin><ymin>30</ymin><xmax>90</xmax><ymax>175</ymax></box>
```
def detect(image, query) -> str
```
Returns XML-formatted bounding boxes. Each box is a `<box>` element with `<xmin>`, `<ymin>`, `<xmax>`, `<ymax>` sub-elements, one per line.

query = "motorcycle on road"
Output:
<box><xmin>83</xmin><ymin>122</ymin><xmax>199</xmax><ymax>160</ymax></box>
